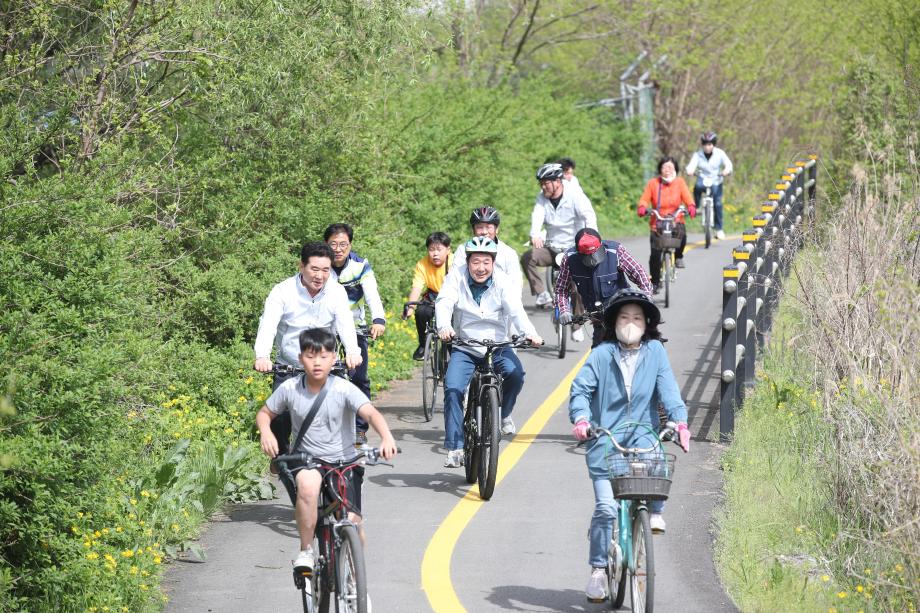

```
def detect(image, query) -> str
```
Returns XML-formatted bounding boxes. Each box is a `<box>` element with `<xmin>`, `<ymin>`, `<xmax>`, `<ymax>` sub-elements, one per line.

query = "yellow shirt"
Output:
<box><xmin>411</xmin><ymin>253</ymin><xmax>452</xmax><ymax>295</ymax></box>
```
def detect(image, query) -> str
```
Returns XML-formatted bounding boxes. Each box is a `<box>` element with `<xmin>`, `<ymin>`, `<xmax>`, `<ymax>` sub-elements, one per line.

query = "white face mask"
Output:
<box><xmin>616</xmin><ymin>322</ymin><xmax>644</xmax><ymax>346</ymax></box>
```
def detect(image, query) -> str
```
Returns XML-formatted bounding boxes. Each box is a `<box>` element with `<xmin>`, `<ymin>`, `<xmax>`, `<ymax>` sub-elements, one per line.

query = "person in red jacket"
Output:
<box><xmin>637</xmin><ymin>157</ymin><xmax>696</xmax><ymax>292</ymax></box>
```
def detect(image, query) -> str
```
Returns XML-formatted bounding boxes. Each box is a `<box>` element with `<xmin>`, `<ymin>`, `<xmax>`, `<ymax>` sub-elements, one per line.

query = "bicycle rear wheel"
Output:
<box><xmin>463</xmin><ymin>387</ymin><xmax>479</xmax><ymax>484</ymax></box>
<box><xmin>663</xmin><ymin>254</ymin><xmax>671</xmax><ymax>309</ymax></box>
<box><xmin>477</xmin><ymin>386</ymin><xmax>501</xmax><ymax>500</ymax></box>
<box><xmin>608</xmin><ymin>537</ymin><xmax>627</xmax><ymax>609</ymax></box>
<box><xmin>630</xmin><ymin>509</ymin><xmax>654</xmax><ymax>613</ymax></box>
<box><xmin>421</xmin><ymin>333</ymin><xmax>437</xmax><ymax>421</ymax></box>
<box><xmin>335</xmin><ymin>524</ymin><xmax>368</xmax><ymax>613</ymax></box>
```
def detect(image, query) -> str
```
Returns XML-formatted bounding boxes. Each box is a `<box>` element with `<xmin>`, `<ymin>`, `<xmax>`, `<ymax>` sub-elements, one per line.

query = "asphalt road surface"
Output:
<box><xmin>163</xmin><ymin>233</ymin><xmax>740</xmax><ymax>613</ymax></box>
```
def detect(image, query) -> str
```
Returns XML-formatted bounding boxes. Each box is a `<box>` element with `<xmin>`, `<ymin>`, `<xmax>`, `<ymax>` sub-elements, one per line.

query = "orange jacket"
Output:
<box><xmin>638</xmin><ymin>176</ymin><xmax>694</xmax><ymax>230</ymax></box>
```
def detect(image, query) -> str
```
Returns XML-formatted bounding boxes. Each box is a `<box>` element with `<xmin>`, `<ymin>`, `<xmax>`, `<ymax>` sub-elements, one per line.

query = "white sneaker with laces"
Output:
<box><xmin>444</xmin><ymin>449</ymin><xmax>464</xmax><ymax>468</ymax></box>
<box><xmin>650</xmin><ymin>513</ymin><xmax>666</xmax><ymax>534</ymax></box>
<box><xmin>716</xmin><ymin>229</ymin><xmax>726</xmax><ymax>240</ymax></box>
<box><xmin>293</xmin><ymin>548</ymin><xmax>314</xmax><ymax>572</ymax></box>
<box><xmin>585</xmin><ymin>567</ymin><xmax>608</xmax><ymax>602</ymax></box>
<box><xmin>500</xmin><ymin>417</ymin><xmax>516</xmax><ymax>435</ymax></box>
<box><xmin>571</xmin><ymin>328</ymin><xmax>585</xmax><ymax>342</ymax></box>
<box><xmin>535</xmin><ymin>291</ymin><xmax>553</xmax><ymax>307</ymax></box>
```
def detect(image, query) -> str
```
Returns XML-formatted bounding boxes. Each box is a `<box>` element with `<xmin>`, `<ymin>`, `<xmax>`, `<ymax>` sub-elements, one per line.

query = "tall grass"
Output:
<box><xmin>717</xmin><ymin>153</ymin><xmax>919</xmax><ymax>612</ymax></box>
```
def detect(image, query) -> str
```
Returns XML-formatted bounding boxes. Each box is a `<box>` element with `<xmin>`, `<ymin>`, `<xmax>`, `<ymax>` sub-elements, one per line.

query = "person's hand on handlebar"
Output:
<box><xmin>526</xmin><ymin>333</ymin><xmax>544</xmax><ymax>347</ymax></box>
<box><xmin>637</xmin><ymin>205</ymin><xmax>648</xmax><ymax>218</ymax></box>
<box><xmin>677</xmin><ymin>422</ymin><xmax>690</xmax><ymax>453</ymax></box>
<box><xmin>345</xmin><ymin>353</ymin><xmax>363</xmax><ymax>370</ymax></box>
<box><xmin>378</xmin><ymin>435</ymin><xmax>398</xmax><ymax>460</ymax></box>
<box><xmin>254</xmin><ymin>357</ymin><xmax>273</xmax><ymax>372</ymax></box>
<box><xmin>687</xmin><ymin>204</ymin><xmax>697</xmax><ymax>219</ymax></box>
<box><xmin>558</xmin><ymin>311</ymin><xmax>573</xmax><ymax>325</ymax></box>
<box><xmin>572</xmin><ymin>419</ymin><xmax>591</xmax><ymax>442</ymax></box>
<box><xmin>439</xmin><ymin>327</ymin><xmax>456</xmax><ymax>342</ymax></box>
<box><xmin>402</xmin><ymin>304</ymin><xmax>415</xmax><ymax>320</ymax></box>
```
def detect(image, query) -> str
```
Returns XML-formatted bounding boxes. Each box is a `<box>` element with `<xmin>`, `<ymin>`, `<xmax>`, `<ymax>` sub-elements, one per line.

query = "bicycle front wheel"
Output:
<box><xmin>630</xmin><ymin>509</ymin><xmax>655</xmax><ymax>613</ymax></box>
<box><xmin>556</xmin><ymin>312</ymin><xmax>566</xmax><ymax>359</ymax></box>
<box><xmin>313</xmin><ymin>535</ymin><xmax>331</xmax><ymax>613</ymax></box>
<box><xmin>477</xmin><ymin>386</ymin><xmax>501</xmax><ymax>500</ymax></box>
<box><xmin>608</xmin><ymin>538</ymin><xmax>628</xmax><ymax>609</ymax></box>
<box><xmin>703</xmin><ymin>199</ymin><xmax>712</xmax><ymax>249</ymax></box>
<box><xmin>421</xmin><ymin>333</ymin><xmax>437</xmax><ymax>421</ymax></box>
<box><xmin>663</xmin><ymin>254</ymin><xmax>671</xmax><ymax>309</ymax></box>
<box><xmin>335</xmin><ymin>525</ymin><xmax>368</xmax><ymax>613</ymax></box>
<box><xmin>463</xmin><ymin>388</ymin><xmax>479</xmax><ymax>484</ymax></box>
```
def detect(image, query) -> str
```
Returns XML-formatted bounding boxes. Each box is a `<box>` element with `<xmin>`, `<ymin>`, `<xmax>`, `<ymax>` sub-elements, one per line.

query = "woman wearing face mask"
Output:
<box><xmin>636</xmin><ymin>156</ymin><xmax>696</xmax><ymax>293</ymax></box>
<box><xmin>568</xmin><ymin>289</ymin><xmax>690</xmax><ymax>603</ymax></box>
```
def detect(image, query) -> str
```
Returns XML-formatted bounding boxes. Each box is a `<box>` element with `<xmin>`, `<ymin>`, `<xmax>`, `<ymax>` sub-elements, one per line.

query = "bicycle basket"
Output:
<box><xmin>651</xmin><ymin>219</ymin><xmax>684</xmax><ymax>250</ymax></box>
<box><xmin>606</xmin><ymin>453</ymin><xmax>676</xmax><ymax>501</ymax></box>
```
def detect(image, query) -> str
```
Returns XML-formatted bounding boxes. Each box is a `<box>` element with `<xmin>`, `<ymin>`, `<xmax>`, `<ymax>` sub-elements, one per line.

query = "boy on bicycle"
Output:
<box><xmin>255</xmin><ymin>328</ymin><xmax>398</xmax><ymax>573</ymax></box>
<box><xmin>403</xmin><ymin>231</ymin><xmax>452</xmax><ymax>360</ymax></box>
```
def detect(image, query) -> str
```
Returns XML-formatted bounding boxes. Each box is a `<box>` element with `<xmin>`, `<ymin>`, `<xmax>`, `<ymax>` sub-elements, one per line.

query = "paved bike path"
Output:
<box><xmin>162</xmin><ymin>234</ymin><xmax>738</xmax><ymax>612</ymax></box>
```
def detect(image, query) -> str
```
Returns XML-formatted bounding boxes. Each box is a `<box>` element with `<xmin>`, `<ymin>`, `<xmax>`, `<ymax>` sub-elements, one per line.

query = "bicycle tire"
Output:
<box><xmin>663</xmin><ymin>254</ymin><xmax>671</xmax><ymax>309</ymax></box>
<box><xmin>335</xmin><ymin>524</ymin><xmax>368</xmax><ymax>613</ymax></box>
<box><xmin>463</xmin><ymin>387</ymin><xmax>479</xmax><ymax>484</ymax></box>
<box><xmin>421</xmin><ymin>333</ymin><xmax>437</xmax><ymax>422</ymax></box>
<box><xmin>556</xmin><ymin>314</ymin><xmax>566</xmax><ymax>359</ymax></box>
<box><xmin>630</xmin><ymin>509</ymin><xmax>654</xmax><ymax>613</ymax></box>
<box><xmin>609</xmin><ymin>539</ymin><xmax>628</xmax><ymax>609</ymax></box>
<box><xmin>703</xmin><ymin>197</ymin><xmax>712</xmax><ymax>249</ymax></box>
<box><xmin>477</xmin><ymin>386</ymin><xmax>501</xmax><ymax>500</ymax></box>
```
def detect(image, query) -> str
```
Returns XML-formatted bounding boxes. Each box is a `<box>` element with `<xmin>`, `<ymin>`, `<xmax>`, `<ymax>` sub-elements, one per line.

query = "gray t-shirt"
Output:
<box><xmin>266</xmin><ymin>375</ymin><xmax>370</xmax><ymax>461</ymax></box>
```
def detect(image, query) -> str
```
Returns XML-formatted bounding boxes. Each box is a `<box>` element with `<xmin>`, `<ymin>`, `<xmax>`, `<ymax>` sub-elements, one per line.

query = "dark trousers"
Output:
<box><xmin>693</xmin><ymin>181</ymin><xmax>725</xmax><ymax>231</ymax></box>
<box><xmin>348</xmin><ymin>334</ymin><xmax>371</xmax><ymax>433</ymax></box>
<box><xmin>648</xmin><ymin>229</ymin><xmax>687</xmax><ymax>285</ymax></box>
<box><xmin>413</xmin><ymin>301</ymin><xmax>436</xmax><ymax>346</ymax></box>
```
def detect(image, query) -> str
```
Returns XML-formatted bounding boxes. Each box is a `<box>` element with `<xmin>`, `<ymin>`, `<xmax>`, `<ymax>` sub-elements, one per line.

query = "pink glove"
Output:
<box><xmin>572</xmin><ymin>420</ymin><xmax>591</xmax><ymax>442</ymax></box>
<box><xmin>687</xmin><ymin>204</ymin><xmax>697</xmax><ymax>219</ymax></box>
<box><xmin>677</xmin><ymin>423</ymin><xmax>690</xmax><ymax>453</ymax></box>
<box><xmin>637</xmin><ymin>205</ymin><xmax>648</xmax><ymax>218</ymax></box>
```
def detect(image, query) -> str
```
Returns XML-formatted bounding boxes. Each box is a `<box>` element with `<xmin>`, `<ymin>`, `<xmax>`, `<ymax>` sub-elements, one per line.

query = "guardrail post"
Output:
<box><xmin>721</xmin><ymin>265</ymin><xmax>740</xmax><ymax>442</ymax></box>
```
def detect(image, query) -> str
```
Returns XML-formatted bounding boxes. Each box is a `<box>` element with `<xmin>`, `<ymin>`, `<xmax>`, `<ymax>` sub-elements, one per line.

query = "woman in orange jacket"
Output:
<box><xmin>636</xmin><ymin>157</ymin><xmax>696</xmax><ymax>292</ymax></box>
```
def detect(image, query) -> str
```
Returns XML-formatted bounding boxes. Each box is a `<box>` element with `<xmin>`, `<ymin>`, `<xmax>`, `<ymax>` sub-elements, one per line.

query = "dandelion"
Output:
<box><xmin>127</xmin><ymin>513</ymin><xmax>135</xmax><ymax>520</ymax></box>
<box><xmin>101</xmin><ymin>528</ymin><xmax>109</xmax><ymax>534</ymax></box>
<box><xmin>77</xmin><ymin>512</ymin><xmax>84</xmax><ymax>518</ymax></box>
<box><xmin>856</xmin><ymin>585</ymin><xmax>864</xmax><ymax>593</ymax></box>
<box><xmin>86</xmin><ymin>552</ymin><xmax>99</xmax><ymax>560</ymax></box>
<box><xmin>795</xmin><ymin>525</ymin><xmax>804</xmax><ymax>534</ymax></box>
<box><xmin>138</xmin><ymin>520</ymin><xmax>145</xmax><ymax>526</ymax></box>
<box><xmin>895</xmin><ymin>564</ymin><xmax>904</xmax><ymax>573</ymax></box>
<box><xmin>224</xmin><ymin>427</ymin><xmax>234</xmax><ymax>434</ymax></box>
<box><xmin>121</xmin><ymin>549</ymin><xmax>134</xmax><ymax>558</ymax></box>
<box><xmin>837</xmin><ymin>591</ymin><xmax>847</xmax><ymax>599</ymax></box>
<box><xmin>864</xmin><ymin>568</ymin><xmax>871</xmax><ymax>575</ymax></box>
<box><xmin>171</xmin><ymin>523</ymin><xmax>180</xmax><ymax>532</ymax></box>
<box><xmin>84</xmin><ymin>541</ymin><xmax>92</xmax><ymax>548</ymax></box>
<box><xmin>94</xmin><ymin>530</ymin><xmax>102</xmax><ymax>538</ymax></box>
<box><xmin>129</xmin><ymin>565</ymin><xmax>139</xmax><ymax>575</ymax></box>
<box><xmin>821</xmin><ymin>575</ymin><xmax>830</xmax><ymax>582</ymax></box>
<box><xmin>237</xmin><ymin>396</ymin><xmax>247</xmax><ymax>403</ymax></box>
<box><xmin>245</xmin><ymin>376</ymin><xmax>254</xmax><ymax>385</ymax></box>
<box><xmin>115</xmin><ymin>526</ymin><xmax>123</xmax><ymax>533</ymax></box>
<box><xmin>153</xmin><ymin>555</ymin><xmax>162</xmax><ymax>565</ymax></box>
<box><xmin>139</xmin><ymin>584</ymin><xmax>149</xmax><ymax>591</ymax></box>
<box><xmin>71</xmin><ymin>526</ymin><xmax>80</xmax><ymax>534</ymax></box>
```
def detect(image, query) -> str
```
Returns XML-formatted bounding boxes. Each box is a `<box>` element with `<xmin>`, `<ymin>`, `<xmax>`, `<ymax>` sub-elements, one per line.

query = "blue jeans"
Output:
<box><xmin>442</xmin><ymin>348</ymin><xmax>525</xmax><ymax>450</ymax></box>
<box><xmin>589</xmin><ymin>476</ymin><xmax>665</xmax><ymax>568</ymax></box>
<box><xmin>694</xmin><ymin>180</ymin><xmax>724</xmax><ymax>231</ymax></box>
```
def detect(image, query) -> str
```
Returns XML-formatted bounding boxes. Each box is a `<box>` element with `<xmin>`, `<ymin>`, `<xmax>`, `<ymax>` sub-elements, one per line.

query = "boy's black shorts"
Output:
<box><xmin>278</xmin><ymin>462</ymin><xmax>364</xmax><ymax>514</ymax></box>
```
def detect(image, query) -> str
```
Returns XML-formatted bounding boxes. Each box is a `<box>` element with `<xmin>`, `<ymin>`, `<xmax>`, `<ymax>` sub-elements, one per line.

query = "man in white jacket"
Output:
<box><xmin>253</xmin><ymin>241</ymin><xmax>361</xmax><ymax>454</ymax></box>
<box><xmin>522</xmin><ymin>162</ymin><xmax>598</xmax><ymax>307</ymax></box>
<box><xmin>451</xmin><ymin>206</ymin><xmax>522</xmax><ymax>293</ymax></box>
<box><xmin>436</xmin><ymin>237</ymin><xmax>543</xmax><ymax>468</ymax></box>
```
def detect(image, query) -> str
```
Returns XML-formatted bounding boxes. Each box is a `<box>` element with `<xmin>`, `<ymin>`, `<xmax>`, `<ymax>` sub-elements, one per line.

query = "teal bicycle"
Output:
<box><xmin>589</xmin><ymin>422</ymin><xmax>677</xmax><ymax>613</ymax></box>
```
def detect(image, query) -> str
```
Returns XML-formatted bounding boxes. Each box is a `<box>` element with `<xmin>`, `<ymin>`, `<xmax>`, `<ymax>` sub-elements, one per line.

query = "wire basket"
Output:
<box><xmin>606</xmin><ymin>453</ymin><xmax>676</xmax><ymax>501</ymax></box>
<box><xmin>652</xmin><ymin>219</ymin><xmax>685</xmax><ymax>250</ymax></box>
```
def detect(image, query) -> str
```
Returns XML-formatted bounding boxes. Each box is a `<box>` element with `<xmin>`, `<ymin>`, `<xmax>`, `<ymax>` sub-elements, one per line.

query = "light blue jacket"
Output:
<box><xmin>569</xmin><ymin>340</ymin><xmax>687</xmax><ymax>480</ymax></box>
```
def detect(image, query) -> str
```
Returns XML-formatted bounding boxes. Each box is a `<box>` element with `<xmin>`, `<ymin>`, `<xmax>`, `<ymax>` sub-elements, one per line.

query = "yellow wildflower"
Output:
<box><xmin>86</xmin><ymin>552</ymin><xmax>99</xmax><ymax>560</ymax></box>
<box><xmin>821</xmin><ymin>575</ymin><xmax>830</xmax><ymax>582</ymax></box>
<box><xmin>140</xmin><ymin>584</ymin><xmax>149</xmax><ymax>591</ymax></box>
<box><xmin>93</xmin><ymin>530</ymin><xmax>101</xmax><ymax>538</ymax></box>
<box><xmin>121</xmin><ymin>549</ymin><xmax>134</xmax><ymax>558</ymax></box>
<box><xmin>140</xmin><ymin>490</ymin><xmax>150</xmax><ymax>497</ymax></box>
<box><xmin>115</xmin><ymin>527</ymin><xmax>123</xmax><ymax>533</ymax></box>
<box><xmin>856</xmin><ymin>585</ymin><xmax>863</xmax><ymax>593</ymax></box>
<box><xmin>837</xmin><ymin>591</ymin><xmax>847</xmax><ymax>599</ymax></box>
<box><xmin>129</xmin><ymin>565</ymin><xmax>138</xmax><ymax>575</ymax></box>
<box><xmin>153</xmin><ymin>556</ymin><xmax>162</xmax><ymax>565</ymax></box>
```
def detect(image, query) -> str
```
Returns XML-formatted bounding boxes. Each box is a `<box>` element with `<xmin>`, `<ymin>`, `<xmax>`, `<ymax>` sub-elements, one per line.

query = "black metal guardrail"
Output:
<box><xmin>719</xmin><ymin>155</ymin><xmax>817</xmax><ymax>441</ymax></box>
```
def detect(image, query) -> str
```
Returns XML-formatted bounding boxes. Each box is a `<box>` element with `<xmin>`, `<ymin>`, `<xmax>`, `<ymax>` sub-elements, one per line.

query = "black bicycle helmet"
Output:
<box><xmin>701</xmin><ymin>131</ymin><xmax>718</xmax><ymax>145</ymax></box>
<box><xmin>535</xmin><ymin>162</ymin><xmax>564</xmax><ymax>182</ymax></box>
<box><xmin>470</xmin><ymin>206</ymin><xmax>501</xmax><ymax>227</ymax></box>
<box><xmin>602</xmin><ymin>289</ymin><xmax>661</xmax><ymax>327</ymax></box>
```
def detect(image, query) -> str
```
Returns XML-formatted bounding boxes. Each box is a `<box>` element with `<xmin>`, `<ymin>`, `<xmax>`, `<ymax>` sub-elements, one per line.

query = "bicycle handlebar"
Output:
<box><xmin>648</xmin><ymin>206</ymin><xmax>687</xmax><ymax>222</ymax></box>
<box><xmin>450</xmin><ymin>335</ymin><xmax>544</xmax><ymax>349</ymax></box>
<box><xmin>272</xmin><ymin>447</ymin><xmax>402</xmax><ymax>469</ymax></box>
<box><xmin>580</xmin><ymin>420</ymin><xmax>680</xmax><ymax>454</ymax></box>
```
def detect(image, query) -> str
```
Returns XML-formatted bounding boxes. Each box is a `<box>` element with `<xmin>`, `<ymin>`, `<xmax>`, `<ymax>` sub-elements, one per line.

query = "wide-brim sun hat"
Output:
<box><xmin>602</xmin><ymin>289</ymin><xmax>660</xmax><ymax>327</ymax></box>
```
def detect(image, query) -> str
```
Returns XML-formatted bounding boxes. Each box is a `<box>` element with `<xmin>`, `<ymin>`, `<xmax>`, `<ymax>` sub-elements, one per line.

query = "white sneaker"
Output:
<box><xmin>650</xmin><ymin>513</ymin><xmax>666</xmax><ymax>534</ymax></box>
<box><xmin>293</xmin><ymin>548</ymin><xmax>314</xmax><ymax>573</ymax></box>
<box><xmin>585</xmin><ymin>567</ymin><xmax>608</xmax><ymax>602</ymax></box>
<box><xmin>500</xmin><ymin>417</ymin><xmax>516</xmax><ymax>435</ymax></box>
<box><xmin>715</xmin><ymin>229</ymin><xmax>726</xmax><ymax>240</ymax></box>
<box><xmin>571</xmin><ymin>328</ymin><xmax>585</xmax><ymax>342</ymax></box>
<box><xmin>443</xmin><ymin>449</ymin><xmax>464</xmax><ymax>468</ymax></box>
<box><xmin>366</xmin><ymin>592</ymin><xmax>372</xmax><ymax>613</ymax></box>
<box><xmin>535</xmin><ymin>291</ymin><xmax>553</xmax><ymax>307</ymax></box>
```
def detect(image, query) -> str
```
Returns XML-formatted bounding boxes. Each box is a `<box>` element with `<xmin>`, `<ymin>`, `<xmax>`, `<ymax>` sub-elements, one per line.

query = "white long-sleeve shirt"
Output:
<box><xmin>530</xmin><ymin>186</ymin><xmax>597</xmax><ymax>251</ymax></box>
<box><xmin>254</xmin><ymin>274</ymin><xmax>359</xmax><ymax>366</ymax></box>
<box><xmin>685</xmin><ymin>147</ymin><xmax>733</xmax><ymax>185</ymax></box>
<box><xmin>435</xmin><ymin>267</ymin><xmax>537</xmax><ymax>357</ymax></box>
<box><xmin>451</xmin><ymin>239</ymin><xmax>523</xmax><ymax>294</ymax></box>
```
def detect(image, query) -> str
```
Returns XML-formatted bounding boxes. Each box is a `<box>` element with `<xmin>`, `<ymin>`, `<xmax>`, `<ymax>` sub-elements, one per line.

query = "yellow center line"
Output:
<box><xmin>421</xmin><ymin>352</ymin><xmax>591</xmax><ymax>612</ymax></box>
